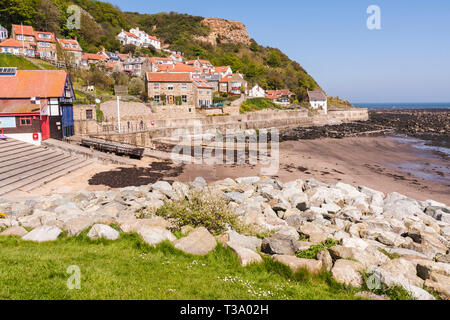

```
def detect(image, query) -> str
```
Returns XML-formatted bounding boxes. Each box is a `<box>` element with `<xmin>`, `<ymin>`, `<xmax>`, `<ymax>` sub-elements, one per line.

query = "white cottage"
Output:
<box><xmin>0</xmin><ymin>25</ymin><xmax>7</xmax><ymax>41</ymax></box>
<box><xmin>307</xmin><ymin>90</ymin><xmax>328</xmax><ymax>114</ymax></box>
<box><xmin>249</xmin><ymin>85</ymin><xmax>266</xmax><ymax>98</ymax></box>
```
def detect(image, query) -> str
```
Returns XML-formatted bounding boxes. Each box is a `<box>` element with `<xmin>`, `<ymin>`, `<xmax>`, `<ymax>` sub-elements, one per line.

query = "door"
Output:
<box><xmin>40</xmin><ymin>115</ymin><xmax>50</xmax><ymax>140</ymax></box>
<box><xmin>61</xmin><ymin>105</ymin><xmax>74</xmax><ymax>138</ymax></box>
<box><xmin>168</xmin><ymin>96</ymin><xmax>174</xmax><ymax>105</ymax></box>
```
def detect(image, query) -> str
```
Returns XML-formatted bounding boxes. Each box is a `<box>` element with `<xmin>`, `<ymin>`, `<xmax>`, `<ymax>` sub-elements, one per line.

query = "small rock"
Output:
<box><xmin>317</xmin><ymin>250</ymin><xmax>333</xmax><ymax>271</ymax></box>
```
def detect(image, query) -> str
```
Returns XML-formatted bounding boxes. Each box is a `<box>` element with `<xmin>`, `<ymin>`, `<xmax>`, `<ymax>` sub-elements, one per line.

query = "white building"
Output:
<box><xmin>307</xmin><ymin>90</ymin><xmax>328</xmax><ymax>114</ymax></box>
<box><xmin>0</xmin><ymin>25</ymin><xmax>7</xmax><ymax>41</ymax></box>
<box><xmin>117</xmin><ymin>28</ymin><xmax>161</xmax><ymax>50</ymax></box>
<box><xmin>249</xmin><ymin>85</ymin><xmax>266</xmax><ymax>98</ymax></box>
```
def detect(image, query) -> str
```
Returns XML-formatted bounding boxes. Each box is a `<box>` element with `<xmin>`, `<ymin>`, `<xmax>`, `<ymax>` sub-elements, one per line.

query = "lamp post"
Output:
<box><xmin>117</xmin><ymin>96</ymin><xmax>121</xmax><ymax>133</ymax></box>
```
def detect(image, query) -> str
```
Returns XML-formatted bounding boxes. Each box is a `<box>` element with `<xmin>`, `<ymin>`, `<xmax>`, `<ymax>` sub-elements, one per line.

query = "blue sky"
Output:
<box><xmin>108</xmin><ymin>0</ymin><xmax>450</xmax><ymax>103</ymax></box>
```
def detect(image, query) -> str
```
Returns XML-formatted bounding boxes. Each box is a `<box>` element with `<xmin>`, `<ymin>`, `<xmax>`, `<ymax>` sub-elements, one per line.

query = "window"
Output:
<box><xmin>153</xmin><ymin>83</ymin><xmax>160</xmax><ymax>90</ymax></box>
<box><xmin>199</xmin><ymin>90</ymin><xmax>203</xmax><ymax>95</ymax></box>
<box><xmin>86</xmin><ymin>110</ymin><xmax>93</xmax><ymax>119</ymax></box>
<box><xmin>38</xmin><ymin>42</ymin><xmax>50</xmax><ymax>48</ymax></box>
<box><xmin>17</xmin><ymin>35</ymin><xmax>24</xmax><ymax>40</ymax></box>
<box><xmin>38</xmin><ymin>33</ymin><xmax>51</xmax><ymax>39</ymax></box>
<box><xmin>19</xmin><ymin>116</ymin><xmax>32</xmax><ymax>126</ymax></box>
<box><xmin>181</xmin><ymin>83</ymin><xmax>187</xmax><ymax>90</ymax></box>
<box><xmin>167</xmin><ymin>84</ymin><xmax>174</xmax><ymax>90</ymax></box>
<box><xmin>154</xmin><ymin>95</ymin><xmax>160</xmax><ymax>103</ymax></box>
<box><xmin>182</xmin><ymin>95</ymin><xmax>187</xmax><ymax>103</ymax></box>
<box><xmin>207</xmin><ymin>91</ymin><xmax>211</xmax><ymax>95</ymax></box>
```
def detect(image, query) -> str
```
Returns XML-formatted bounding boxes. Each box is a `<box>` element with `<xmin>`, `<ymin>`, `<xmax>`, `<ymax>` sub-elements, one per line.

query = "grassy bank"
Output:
<box><xmin>0</xmin><ymin>232</ymin><xmax>361</xmax><ymax>300</ymax></box>
<box><xmin>0</xmin><ymin>54</ymin><xmax>39</xmax><ymax>70</ymax></box>
<box><xmin>240</xmin><ymin>98</ymin><xmax>283</xmax><ymax>113</ymax></box>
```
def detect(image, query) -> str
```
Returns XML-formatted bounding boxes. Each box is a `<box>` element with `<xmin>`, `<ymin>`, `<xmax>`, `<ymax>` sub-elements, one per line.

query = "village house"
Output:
<box><xmin>215</xmin><ymin>66</ymin><xmax>233</xmax><ymax>78</ymax></box>
<box><xmin>117</xmin><ymin>28</ymin><xmax>161</xmax><ymax>50</ymax></box>
<box><xmin>148</xmin><ymin>57</ymin><xmax>174</xmax><ymax>71</ymax></box>
<box><xmin>170</xmin><ymin>53</ymin><xmax>183</xmax><ymax>63</ymax></box>
<box><xmin>192</xmin><ymin>79</ymin><xmax>213</xmax><ymax>107</ymax></box>
<box><xmin>57</xmin><ymin>38</ymin><xmax>82</xmax><ymax>66</ymax></box>
<box><xmin>81</xmin><ymin>53</ymin><xmax>107</xmax><ymax>67</ymax></box>
<box><xmin>187</xmin><ymin>59</ymin><xmax>213</xmax><ymax>68</ymax></box>
<box><xmin>146</xmin><ymin>72</ymin><xmax>195</xmax><ymax>106</ymax></box>
<box><xmin>117</xmin><ymin>29</ymin><xmax>140</xmax><ymax>46</ymax></box>
<box><xmin>0</xmin><ymin>39</ymin><xmax>26</xmax><ymax>55</ymax></box>
<box><xmin>105</xmin><ymin>60</ymin><xmax>124</xmax><ymax>73</ymax></box>
<box><xmin>34</xmin><ymin>31</ymin><xmax>57</xmax><ymax>61</ymax></box>
<box><xmin>192</xmin><ymin>73</ymin><xmax>220</xmax><ymax>92</ymax></box>
<box><xmin>249</xmin><ymin>85</ymin><xmax>266</xmax><ymax>98</ymax></box>
<box><xmin>307</xmin><ymin>90</ymin><xmax>328</xmax><ymax>113</ymax></box>
<box><xmin>0</xmin><ymin>25</ymin><xmax>8</xmax><ymax>41</ymax></box>
<box><xmin>219</xmin><ymin>73</ymin><xmax>248</xmax><ymax>95</ymax></box>
<box><xmin>266</xmin><ymin>89</ymin><xmax>296</xmax><ymax>105</ymax></box>
<box><xmin>0</xmin><ymin>69</ymin><xmax>75</xmax><ymax>145</ymax></box>
<box><xmin>123</xmin><ymin>57</ymin><xmax>149</xmax><ymax>76</ymax></box>
<box><xmin>10</xmin><ymin>24</ymin><xmax>35</xmax><ymax>57</ymax></box>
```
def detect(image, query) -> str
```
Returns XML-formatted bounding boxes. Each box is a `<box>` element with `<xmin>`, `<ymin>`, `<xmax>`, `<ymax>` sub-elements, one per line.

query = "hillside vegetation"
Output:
<box><xmin>0</xmin><ymin>0</ymin><xmax>352</xmax><ymax>104</ymax></box>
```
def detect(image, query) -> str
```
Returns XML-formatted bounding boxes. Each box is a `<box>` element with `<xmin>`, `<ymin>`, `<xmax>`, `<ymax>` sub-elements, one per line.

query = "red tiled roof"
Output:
<box><xmin>0</xmin><ymin>39</ymin><xmax>23</xmax><ymax>48</ymax></box>
<box><xmin>157</xmin><ymin>64</ymin><xmax>199</xmax><ymax>73</ymax></box>
<box><xmin>124</xmin><ymin>31</ymin><xmax>138</xmax><ymax>38</ymax></box>
<box><xmin>148</xmin><ymin>57</ymin><xmax>172</xmax><ymax>63</ymax></box>
<box><xmin>220</xmin><ymin>75</ymin><xmax>231</xmax><ymax>83</ymax></box>
<box><xmin>57</xmin><ymin>39</ymin><xmax>81</xmax><ymax>52</ymax></box>
<box><xmin>193</xmin><ymin>80</ymin><xmax>212</xmax><ymax>89</ymax></box>
<box><xmin>0</xmin><ymin>99</ymin><xmax>41</xmax><ymax>114</ymax></box>
<box><xmin>82</xmin><ymin>53</ymin><xmax>107</xmax><ymax>61</ymax></box>
<box><xmin>0</xmin><ymin>70</ymin><xmax>68</xmax><ymax>98</ymax></box>
<box><xmin>215</xmin><ymin>66</ymin><xmax>231</xmax><ymax>73</ymax></box>
<box><xmin>12</xmin><ymin>24</ymin><xmax>34</xmax><ymax>36</ymax></box>
<box><xmin>148</xmin><ymin>35</ymin><xmax>160</xmax><ymax>42</ymax></box>
<box><xmin>34</xmin><ymin>31</ymin><xmax>55</xmax><ymax>42</ymax></box>
<box><xmin>146</xmin><ymin>72</ymin><xmax>191</xmax><ymax>82</ymax></box>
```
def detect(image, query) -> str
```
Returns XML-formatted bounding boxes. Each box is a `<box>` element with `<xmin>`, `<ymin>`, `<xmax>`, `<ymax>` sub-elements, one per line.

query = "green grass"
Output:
<box><xmin>28</xmin><ymin>58</ymin><xmax>61</xmax><ymax>70</ymax></box>
<box><xmin>295</xmin><ymin>239</ymin><xmax>337</xmax><ymax>259</ymax></box>
<box><xmin>0</xmin><ymin>233</ymin><xmax>362</xmax><ymax>300</ymax></box>
<box><xmin>240</xmin><ymin>98</ymin><xmax>283</xmax><ymax>113</ymax></box>
<box><xmin>0</xmin><ymin>54</ymin><xmax>39</xmax><ymax>70</ymax></box>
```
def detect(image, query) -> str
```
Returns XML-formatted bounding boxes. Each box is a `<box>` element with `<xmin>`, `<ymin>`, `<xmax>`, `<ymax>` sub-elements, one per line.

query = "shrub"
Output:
<box><xmin>128</xmin><ymin>78</ymin><xmax>145</xmax><ymax>96</ymax></box>
<box><xmin>295</xmin><ymin>238</ymin><xmax>337</xmax><ymax>259</ymax></box>
<box><xmin>154</xmin><ymin>191</ymin><xmax>239</xmax><ymax>235</ymax></box>
<box><xmin>240</xmin><ymin>98</ymin><xmax>281</xmax><ymax>113</ymax></box>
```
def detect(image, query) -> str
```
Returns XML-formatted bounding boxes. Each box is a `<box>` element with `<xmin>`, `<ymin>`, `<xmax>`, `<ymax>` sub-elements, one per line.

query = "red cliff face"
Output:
<box><xmin>195</xmin><ymin>18</ymin><xmax>251</xmax><ymax>46</ymax></box>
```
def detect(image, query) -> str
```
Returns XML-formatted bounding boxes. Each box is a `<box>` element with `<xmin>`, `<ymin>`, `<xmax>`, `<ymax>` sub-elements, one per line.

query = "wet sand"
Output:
<box><xmin>177</xmin><ymin>136</ymin><xmax>450</xmax><ymax>204</ymax></box>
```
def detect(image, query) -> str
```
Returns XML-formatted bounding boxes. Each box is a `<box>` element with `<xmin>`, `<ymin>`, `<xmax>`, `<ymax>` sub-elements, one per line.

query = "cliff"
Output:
<box><xmin>195</xmin><ymin>18</ymin><xmax>252</xmax><ymax>46</ymax></box>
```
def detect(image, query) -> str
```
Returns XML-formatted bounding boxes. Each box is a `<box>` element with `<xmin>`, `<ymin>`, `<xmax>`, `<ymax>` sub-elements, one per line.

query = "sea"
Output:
<box><xmin>352</xmin><ymin>102</ymin><xmax>450</xmax><ymax>110</ymax></box>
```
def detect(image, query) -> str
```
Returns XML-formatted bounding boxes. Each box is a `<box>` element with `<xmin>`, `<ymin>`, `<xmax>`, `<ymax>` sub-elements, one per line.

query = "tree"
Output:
<box><xmin>267</xmin><ymin>50</ymin><xmax>282</xmax><ymax>68</ymax></box>
<box><xmin>34</xmin><ymin>0</ymin><xmax>61</xmax><ymax>35</ymax></box>
<box><xmin>128</xmin><ymin>77</ymin><xmax>144</xmax><ymax>96</ymax></box>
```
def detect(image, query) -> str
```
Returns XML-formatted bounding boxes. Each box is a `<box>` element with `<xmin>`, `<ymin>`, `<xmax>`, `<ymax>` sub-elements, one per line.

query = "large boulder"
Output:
<box><xmin>222</xmin><ymin>230</ymin><xmax>262</xmax><ymax>252</ymax></box>
<box><xmin>369</xmin><ymin>258</ymin><xmax>435</xmax><ymax>300</ymax></box>
<box><xmin>331</xmin><ymin>259</ymin><xmax>364</xmax><ymax>287</ymax></box>
<box><xmin>173</xmin><ymin>227</ymin><xmax>217</xmax><ymax>255</ymax></box>
<box><xmin>137</xmin><ymin>226</ymin><xmax>176</xmax><ymax>246</ymax></box>
<box><xmin>87</xmin><ymin>224</ymin><xmax>120</xmax><ymax>240</ymax></box>
<box><xmin>297</xmin><ymin>222</ymin><xmax>328</xmax><ymax>244</ymax></box>
<box><xmin>227</xmin><ymin>242</ymin><xmax>262</xmax><ymax>266</ymax></box>
<box><xmin>261</xmin><ymin>236</ymin><xmax>301</xmax><ymax>255</ymax></box>
<box><xmin>424</xmin><ymin>272</ymin><xmax>450</xmax><ymax>300</ymax></box>
<box><xmin>63</xmin><ymin>216</ymin><xmax>93</xmax><ymax>236</ymax></box>
<box><xmin>274</xmin><ymin>255</ymin><xmax>322</xmax><ymax>274</ymax></box>
<box><xmin>329</xmin><ymin>245</ymin><xmax>389</xmax><ymax>268</ymax></box>
<box><xmin>22</xmin><ymin>226</ymin><xmax>62</xmax><ymax>242</ymax></box>
<box><xmin>317</xmin><ymin>250</ymin><xmax>333</xmax><ymax>271</ymax></box>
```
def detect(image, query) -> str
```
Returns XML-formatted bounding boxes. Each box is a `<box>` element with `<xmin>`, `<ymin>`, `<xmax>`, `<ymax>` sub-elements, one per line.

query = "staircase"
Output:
<box><xmin>0</xmin><ymin>138</ymin><xmax>93</xmax><ymax>196</ymax></box>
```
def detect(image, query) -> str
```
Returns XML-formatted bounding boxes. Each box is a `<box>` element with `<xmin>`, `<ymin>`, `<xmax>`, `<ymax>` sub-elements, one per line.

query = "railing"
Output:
<box><xmin>99</xmin><ymin>121</ymin><xmax>154</xmax><ymax>133</ymax></box>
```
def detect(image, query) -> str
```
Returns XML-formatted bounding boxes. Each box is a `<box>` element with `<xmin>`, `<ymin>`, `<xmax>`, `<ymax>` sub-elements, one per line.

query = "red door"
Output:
<box><xmin>40</xmin><ymin>116</ymin><xmax>50</xmax><ymax>140</ymax></box>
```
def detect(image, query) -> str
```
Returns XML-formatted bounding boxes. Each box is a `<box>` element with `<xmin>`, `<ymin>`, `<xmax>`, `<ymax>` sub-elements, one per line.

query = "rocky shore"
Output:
<box><xmin>1</xmin><ymin>176</ymin><xmax>449</xmax><ymax>300</ymax></box>
<box><xmin>281</xmin><ymin>109</ymin><xmax>450</xmax><ymax>149</ymax></box>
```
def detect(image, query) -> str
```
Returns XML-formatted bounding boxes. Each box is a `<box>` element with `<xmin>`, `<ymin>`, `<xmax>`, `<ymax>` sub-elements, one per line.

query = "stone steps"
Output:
<box><xmin>0</xmin><ymin>138</ymin><xmax>92</xmax><ymax>196</ymax></box>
